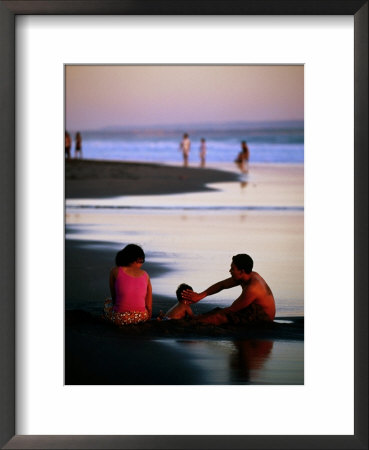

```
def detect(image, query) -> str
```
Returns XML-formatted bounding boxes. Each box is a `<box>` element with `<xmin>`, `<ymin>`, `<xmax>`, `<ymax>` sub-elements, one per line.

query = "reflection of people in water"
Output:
<box><xmin>182</xmin><ymin>254</ymin><xmax>276</xmax><ymax>325</ymax></box>
<box><xmin>178</xmin><ymin>338</ymin><xmax>274</xmax><ymax>383</ymax></box>
<box><xmin>230</xmin><ymin>339</ymin><xmax>274</xmax><ymax>381</ymax></box>
<box><xmin>180</xmin><ymin>133</ymin><xmax>191</xmax><ymax>167</ymax></box>
<box><xmin>235</xmin><ymin>140</ymin><xmax>250</xmax><ymax>173</ymax></box>
<box><xmin>240</xmin><ymin>173</ymin><xmax>248</xmax><ymax>190</ymax></box>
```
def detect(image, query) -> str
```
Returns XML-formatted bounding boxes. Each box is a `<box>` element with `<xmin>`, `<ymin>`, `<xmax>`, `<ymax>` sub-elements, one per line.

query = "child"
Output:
<box><xmin>158</xmin><ymin>283</ymin><xmax>195</xmax><ymax>320</ymax></box>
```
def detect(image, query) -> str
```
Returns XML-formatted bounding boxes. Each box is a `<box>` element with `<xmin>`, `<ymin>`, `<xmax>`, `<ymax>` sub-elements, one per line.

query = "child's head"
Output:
<box><xmin>176</xmin><ymin>283</ymin><xmax>193</xmax><ymax>302</ymax></box>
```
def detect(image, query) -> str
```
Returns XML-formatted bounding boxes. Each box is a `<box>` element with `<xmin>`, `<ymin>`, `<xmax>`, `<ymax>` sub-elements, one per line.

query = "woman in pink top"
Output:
<box><xmin>104</xmin><ymin>244</ymin><xmax>152</xmax><ymax>326</ymax></box>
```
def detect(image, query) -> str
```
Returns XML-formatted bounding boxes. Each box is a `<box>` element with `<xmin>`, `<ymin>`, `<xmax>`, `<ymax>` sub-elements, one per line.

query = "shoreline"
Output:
<box><xmin>65</xmin><ymin>158</ymin><xmax>303</xmax><ymax>199</ymax></box>
<box><xmin>66</xmin><ymin>308</ymin><xmax>304</xmax><ymax>340</ymax></box>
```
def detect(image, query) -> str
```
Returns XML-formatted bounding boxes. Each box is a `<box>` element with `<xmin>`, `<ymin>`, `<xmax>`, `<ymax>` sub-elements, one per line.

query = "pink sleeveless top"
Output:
<box><xmin>113</xmin><ymin>268</ymin><xmax>148</xmax><ymax>313</ymax></box>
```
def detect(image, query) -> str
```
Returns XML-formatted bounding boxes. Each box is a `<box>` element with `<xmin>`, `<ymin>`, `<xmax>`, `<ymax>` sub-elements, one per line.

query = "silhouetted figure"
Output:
<box><xmin>65</xmin><ymin>131</ymin><xmax>71</xmax><ymax>159</ymax></box>
<box><xmin>180</xmin><ymin>133</ymin><xmax>191</xmax><ymax>167</ymax></box>
<box><xmin>75</xmin><ymin>132</ymin><xmax>83</xmax><ymax>159</ymax></box>
<box><xmin>199</xmin><ymin>138</ymin><xmax>207</xmax><ymax>168</ymax></box>
<box><xmin>235</xmin><ymin>140</ymin><xmax>250</xmax><ymax>173</ymax></box>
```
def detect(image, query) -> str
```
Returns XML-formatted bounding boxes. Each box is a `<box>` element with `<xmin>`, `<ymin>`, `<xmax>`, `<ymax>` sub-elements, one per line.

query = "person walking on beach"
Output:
<box><xmin>104</xmin><ymin>244</ymin><xmax>152</xmax><ymax>326</ymax></box>
<box><xmin>75</xmin><ymin>132</ymin><xmax>83</xmax><ymax>159</ymax></box>
<box><xmin>181</xmin><ymin>254</ymin><xmax>275</xmax><ymax>325</ymax></box>
<box><xmin>180</xmin><ymin>133</ymin><xmax>191</xmax><ymax>167</ymax></box>
<box><xmin>235</xmin><ymin>140</ymin><xmax>250</xmax><ymax>173</ymax></box>
<box><xmin>65</xmin><ymin>131</ymin><xmax>72</xmax><ymax>159</ymax></box>
<box><xmin>199</xmin><ymin>138</ymin><xmax>207</xmax><ymax>168</ymax></box>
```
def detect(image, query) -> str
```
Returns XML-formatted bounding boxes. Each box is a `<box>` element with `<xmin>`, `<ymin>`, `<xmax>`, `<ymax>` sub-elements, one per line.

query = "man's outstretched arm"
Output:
<box><xmin>182</xmin><ymin>277</ymin><xmax>238</xmax><ymax>304</ymax></box>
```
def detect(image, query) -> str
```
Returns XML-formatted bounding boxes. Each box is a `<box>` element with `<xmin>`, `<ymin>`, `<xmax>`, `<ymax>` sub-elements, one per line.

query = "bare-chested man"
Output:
<box><xmin>181</xmin><ymin>254</ymin><xmax>275</xmax><ymax>325</ymax></box>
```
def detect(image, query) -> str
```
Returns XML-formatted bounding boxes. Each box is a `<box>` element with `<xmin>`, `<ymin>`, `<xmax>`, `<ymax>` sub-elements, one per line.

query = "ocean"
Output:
<box><xmin>67</xmin><ymin>120</ymin><xmax>304</xmax><ymax>164</ymax></box>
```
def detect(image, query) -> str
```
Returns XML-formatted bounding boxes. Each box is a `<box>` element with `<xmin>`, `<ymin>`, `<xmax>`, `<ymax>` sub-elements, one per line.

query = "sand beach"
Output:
<box><xmin>65</xmin><ymin>159</ymin><xmax>304</xmax><ymax>385</ymax></box>
<box><xmin>65</xmin><ymin>159</ymin><xmax>239</xmax><ymax>198</ymax></box>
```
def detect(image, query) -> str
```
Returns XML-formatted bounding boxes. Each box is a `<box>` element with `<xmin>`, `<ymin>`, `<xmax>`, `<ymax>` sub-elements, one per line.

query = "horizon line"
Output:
<box><xmin>67</xmin><ymin>119</ymin><xmax>304</xmax><ymax>133</ymax></box>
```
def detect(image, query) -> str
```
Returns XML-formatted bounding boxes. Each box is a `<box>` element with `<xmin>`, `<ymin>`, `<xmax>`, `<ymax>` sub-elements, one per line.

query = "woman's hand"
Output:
<box><xmin>181</xmin><ymin>290</ymin><xmax>204</xmax><ymax>304</ymax></box>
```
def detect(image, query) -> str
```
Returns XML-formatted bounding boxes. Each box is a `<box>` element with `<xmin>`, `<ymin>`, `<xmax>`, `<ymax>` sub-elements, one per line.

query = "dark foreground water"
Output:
<box><xmin>153</xmin><ymin>338</ymin><xmax>303</xmax><ymax>385</ymax></box>
<box><xmin>65</xmin><ymin>316</ymin><xmax>304</xmax><ymax>385</ymax></box>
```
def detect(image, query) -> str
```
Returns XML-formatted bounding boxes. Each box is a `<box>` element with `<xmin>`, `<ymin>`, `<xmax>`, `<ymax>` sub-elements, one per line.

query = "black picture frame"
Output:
<box><xmin>0</xmin><ymin>1</ymin><xmax>367</xmax><ymax>449</ymax></box>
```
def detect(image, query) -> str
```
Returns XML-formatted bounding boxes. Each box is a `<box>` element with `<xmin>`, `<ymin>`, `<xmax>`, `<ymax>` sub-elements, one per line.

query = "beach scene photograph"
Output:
<box><xmin>65</xmin><ymin>65</ymin><xmax>304</xmax><ymax>385</ymax></box>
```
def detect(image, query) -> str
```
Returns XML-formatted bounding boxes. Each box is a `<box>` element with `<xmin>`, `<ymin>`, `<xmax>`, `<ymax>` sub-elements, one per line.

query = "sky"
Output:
<box><xmin>65</xmin><ymin>65</ymin><xmax>304</xmax><ymax>130</ymax></box>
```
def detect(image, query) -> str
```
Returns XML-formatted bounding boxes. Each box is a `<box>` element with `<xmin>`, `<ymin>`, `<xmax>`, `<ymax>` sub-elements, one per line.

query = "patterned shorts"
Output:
<box><xmin>103</xmin><ymin>299</ymin><xmax>149</xmax><ymax>326</ymax></box>
<box><xmin>225</xmin><ymin>303</ymin><xmax>271</xmax><ymax>324</ymax></box>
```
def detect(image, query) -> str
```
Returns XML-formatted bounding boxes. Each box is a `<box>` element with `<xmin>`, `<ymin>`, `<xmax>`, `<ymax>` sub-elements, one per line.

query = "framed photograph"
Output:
<box><xmin>1</xmin><ymin>1</ymin><xmax>367</xmax><ymax>449</ymax></box>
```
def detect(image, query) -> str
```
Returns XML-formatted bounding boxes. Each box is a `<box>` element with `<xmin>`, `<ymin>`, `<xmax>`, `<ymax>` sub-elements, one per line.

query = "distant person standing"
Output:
<box><xmin>199</xmin><ymin>138</ymin><xmax>207</xmax><ymax>168</ymax></box>
<box><xmin>75</xmin><ymin>132</ymin><xmax>83</xmax><ymax>159</ymax></box>
<box><xmin>235</xmin><ymin>140</ymin><xmax>250</xmax><ymax>173</ymax></box>
<box><xmin>180</xmin><ymin>133</ymin><xmax>191</xmax><ymax>167</ymax></box>
<box><xmin>65</xmin><ymin>131</ymin><xmax>71</xmax><ymax>159</ymax></box>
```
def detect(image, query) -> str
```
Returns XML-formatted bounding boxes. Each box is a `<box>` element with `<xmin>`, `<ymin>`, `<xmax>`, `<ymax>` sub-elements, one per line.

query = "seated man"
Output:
<box><xmin>182</xmin><ymin>254</ymin><xmax>275</xmax><ymax>325</ymax></box>
<box><xmin>158</xmin><ymin>283</ymin><xmax>195</xmax><ymax>320</ymax></box>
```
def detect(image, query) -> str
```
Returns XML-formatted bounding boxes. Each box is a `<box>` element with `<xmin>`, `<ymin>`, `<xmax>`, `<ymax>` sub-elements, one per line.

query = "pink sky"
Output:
<box><xmin>66</xmin><ymin>65</ymin><xmax>303</xmax><ymax>130</ymax></box>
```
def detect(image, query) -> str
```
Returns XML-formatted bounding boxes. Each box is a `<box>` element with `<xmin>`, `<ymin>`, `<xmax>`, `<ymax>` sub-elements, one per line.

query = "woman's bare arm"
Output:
<box><xmin>145</xmin><ymin>277</ymin><xmax>153</xmax><ymax>318</ymax></box>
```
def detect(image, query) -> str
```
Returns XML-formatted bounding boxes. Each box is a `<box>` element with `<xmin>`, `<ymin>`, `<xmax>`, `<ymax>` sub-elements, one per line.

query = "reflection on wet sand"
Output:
<box><xmin>230</xmin><ymin>339</ymin><xmax>274</xmax><ymax>382</ymax></box>
<box><xmin>169</xmin><ymin>338</ymin><xmax>277</xmax><ymax>384</ymax></box>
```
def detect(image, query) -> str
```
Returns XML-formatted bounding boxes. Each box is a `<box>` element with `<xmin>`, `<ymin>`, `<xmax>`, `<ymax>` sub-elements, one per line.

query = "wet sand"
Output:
<box><xmin>66</xmin><ymin>159</ymin><xmax>239</xmax><ymax>198</ymax></box>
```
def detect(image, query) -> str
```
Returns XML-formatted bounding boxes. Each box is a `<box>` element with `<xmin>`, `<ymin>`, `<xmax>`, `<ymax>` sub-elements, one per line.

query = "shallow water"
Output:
<box><xmin>66</xmin><ymin>209</ymin><xmax>303</xmax><ymax>316</ymax></box>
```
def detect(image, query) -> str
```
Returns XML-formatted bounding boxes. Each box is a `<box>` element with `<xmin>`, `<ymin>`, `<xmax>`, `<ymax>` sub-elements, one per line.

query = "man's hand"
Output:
<box><xmin>181</xmin><ymin>289</ymin><xmax>204</xmax><ymax>304</ymax></box>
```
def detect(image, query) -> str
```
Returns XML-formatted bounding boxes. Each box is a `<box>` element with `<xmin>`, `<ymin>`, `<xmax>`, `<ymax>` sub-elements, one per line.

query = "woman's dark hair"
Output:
<box><xmin>115</xmin><ymin>244</ymin><xmax>145</xmax><ymax>266</ymax></box>
<box><xmin>232</xmin><ymin>254</ymin><xmax>253</xmax><ymax>274</ymax></box>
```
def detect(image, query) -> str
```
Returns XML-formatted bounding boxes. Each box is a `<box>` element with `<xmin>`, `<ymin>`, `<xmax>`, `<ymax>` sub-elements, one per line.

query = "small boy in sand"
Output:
<box><xmin>158</xmin><ymin>283</ymin><xmax>195</xmax><ymax>320</ymax></box>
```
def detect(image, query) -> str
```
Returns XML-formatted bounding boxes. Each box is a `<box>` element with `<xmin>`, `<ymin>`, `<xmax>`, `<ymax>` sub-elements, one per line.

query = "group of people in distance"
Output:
<box><xmin>103</xmin><ymin>244</ymin><xmax>276</xmax><ymax>327</ymax></box>
<box><xmin>180</xmin><ymin>133</ymin><xmax>206</xmax><ymax>168</ymax></box>
<box><xmin>180</xmin><ymin>133</ymin><xmax>250</xmax><ymax>173</ymax></box>
<box><xmin>65</xmin><ymin>131</ymin><xmax>83</xmax><ymax>159</ymax></box>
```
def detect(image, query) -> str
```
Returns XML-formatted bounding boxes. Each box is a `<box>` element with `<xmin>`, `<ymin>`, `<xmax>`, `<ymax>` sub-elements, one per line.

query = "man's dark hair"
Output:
<box><xmin>176</xmin><ymin>283</ymin><xmax>193</xmax><ymax>301</ymax></box>
<box><xmin>232</xmin><ymin>254</ymin><xmax>253</xmax><ymax>274</ymax></box>
<box><xmin>115</xmin><ymin>244</ymin><xmax>145</xmax><ymax>266</ymax></box>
